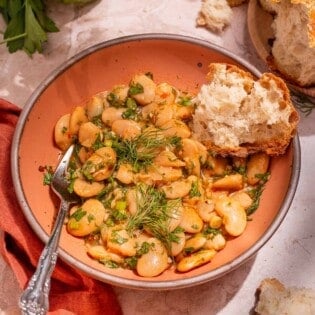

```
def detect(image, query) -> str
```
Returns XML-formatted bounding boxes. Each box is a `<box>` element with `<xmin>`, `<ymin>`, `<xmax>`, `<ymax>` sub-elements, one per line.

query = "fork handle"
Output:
<box><xmin>19</xmin><ymin>200</ymin><xmax>70</xmax><ymax>315</ymax></box>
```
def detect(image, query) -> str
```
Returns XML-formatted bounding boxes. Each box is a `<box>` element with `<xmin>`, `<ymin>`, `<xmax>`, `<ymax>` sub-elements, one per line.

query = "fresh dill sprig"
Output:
<box><xmin>126</xmin><ymin>184</ymin><xmax>181</xmax><ymax>253</ymax></box>
<box><xmin>290</xmin><ymin>88</ymin><xmax>315</xmax><ymax>117</ymax></box>
<box><xmin>246</xmin><ymin>172</ymin><xmax>270</xmax><ymax>216</ymax></box>
<box><xmin>112</xmin><ymin>128</ymin><xmax>181</xmax><ymax>172</ymax></box>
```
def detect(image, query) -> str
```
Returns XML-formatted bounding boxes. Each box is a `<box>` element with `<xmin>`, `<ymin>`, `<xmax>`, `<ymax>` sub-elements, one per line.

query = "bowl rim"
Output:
<box><xmin>11</xmin><ymin>33</ymin><xmax>301</xmax><ymax>289</ymax></box>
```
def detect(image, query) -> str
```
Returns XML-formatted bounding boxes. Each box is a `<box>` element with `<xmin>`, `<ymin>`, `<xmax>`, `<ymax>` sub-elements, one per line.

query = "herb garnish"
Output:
<box><xmin>246</xmin><ymin>172</ymin><xmax>270</xmax><ymax>215</ymax></box>
<box><xmin>0</xmin><ymin>0</ymin><xmax>59</xmax><ymax>55</ymax></box>
<box><xmin>42</xmin><ymin>165</ymin><xmax>54</xmax><ymax>185</ymax></box>
<box><xmin>112</xmin><ymin>128</ymin><xmax>181</xmax><ymax>172</ymax></box>
<box><xmin>70</xmin><ymin>207</ymin><xmax>87</xmax><ymax>221</ymax></box>
<box><xmin>126</xmin><ymin>184</ymin><xmax>181</xmax><ymax>253</ymax></box>
<box><xmin>129</xmin><ymin>83</ymin><xmax>144</xmax><ymax>95</ymax></box>
<box><xmin>290</xmin><ymin>88</ymin><xmax>315</xmax><ymax>117</ymax></box>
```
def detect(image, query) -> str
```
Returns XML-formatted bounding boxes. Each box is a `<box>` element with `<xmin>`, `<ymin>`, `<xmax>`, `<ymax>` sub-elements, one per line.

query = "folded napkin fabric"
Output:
<box><xmin>0</xmin><ymin>99</ymin><xmax>122</xmax><ymax>315</ymax></box>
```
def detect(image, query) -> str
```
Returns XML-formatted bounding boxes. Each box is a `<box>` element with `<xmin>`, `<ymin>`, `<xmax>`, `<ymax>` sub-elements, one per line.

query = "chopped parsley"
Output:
<box><xmin>129</xmin><ymin>82</ymin><xmax>144</xmax><ymax>95</ymax></box>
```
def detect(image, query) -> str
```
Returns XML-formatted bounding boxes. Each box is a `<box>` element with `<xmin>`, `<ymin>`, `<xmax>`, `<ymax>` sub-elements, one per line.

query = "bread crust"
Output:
<box><xmin>227</xmin><ymin>0</ymin><xmax>248</xmax><ymax>7</ymax></box>
<box><xmin>192</xmin><ymin>63</ymin><xmax>299</xmax><ymax>157</ymax></box>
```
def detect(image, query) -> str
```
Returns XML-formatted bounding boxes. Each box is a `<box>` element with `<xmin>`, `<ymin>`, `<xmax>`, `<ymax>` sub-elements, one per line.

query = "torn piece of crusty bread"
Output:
<box><xmin>196</xmin><ymin>0</ymin><xmax>233</xmax><ymax>32</ymax></box>
<box><xmin>192</xmin><ymin>63</ymin><xmax>299</xmax><ymax>157</ymax></box>
<box><xmin>255</xmin><ymin>278</ymin><xmax>315</xmax><ymax>315</ymax></box>
<box><xmin>196</xmin><ymin>0</ymin><xmax>248</xmax><ymax>33</ymax></box>
<box><xmin>259</xmin><ymin>0</ymin><xmax>315</xmax><ymax>87</ymax></box>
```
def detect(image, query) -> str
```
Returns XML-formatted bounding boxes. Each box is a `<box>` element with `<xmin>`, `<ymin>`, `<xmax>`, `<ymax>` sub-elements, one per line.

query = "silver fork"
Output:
<box><xmin>19</xmin><ymin>144</ymin><xmax>79</xmax><ymax>315</ymax></box>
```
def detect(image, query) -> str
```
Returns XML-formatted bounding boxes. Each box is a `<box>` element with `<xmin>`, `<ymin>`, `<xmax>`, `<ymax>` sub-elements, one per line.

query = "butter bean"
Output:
<box><xmin>136</xmin><ymin>238</ymin><xmax>169</xmax><ymax>277</ymax></box>
<box><xmin>73</xmin><ymin>178</ymin><xmax>105</xmax><ymax>198</ymax></box>
<box><xmin>67</xmin><ymin>199</ymin><xmax>106</xmax><ymax>237</ymax></box>
<box><xmin>215</xmin><ymin>197</ymin><xmax>247</xmax><ymax>236</ymax></box>
<box><xmin>177</xmin><ymin>249</ymin><xmax>216</xmax><ymax>272</ymax></box>
<box><xmin>179</xmin><ymin>206</ymin><xmax>203</xmax><ymax>233</ymax></box>
<box><xmin>246</xmin><ymin>152</ymin><xmax>270</xmax><ymax>185</ymax></box>
<box><xmin>54</xmin><ymin>113</ymin><xmax>72</xmax><ymax>151</ymax></box>
<box><xmin>69</xmin><ymin>106</ymin><xmax>88</xmax><ymax>135</ymax></box>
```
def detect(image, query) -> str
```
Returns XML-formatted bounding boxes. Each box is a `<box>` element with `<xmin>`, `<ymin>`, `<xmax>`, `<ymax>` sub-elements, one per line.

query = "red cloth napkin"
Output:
<box><xmin>0</xmin><ymin>99</ymin><xmax>122</xmax><ymax>315</ymax></box>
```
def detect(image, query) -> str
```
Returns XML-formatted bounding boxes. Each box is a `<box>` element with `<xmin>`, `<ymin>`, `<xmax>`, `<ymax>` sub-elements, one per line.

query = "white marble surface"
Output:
<box><xmin>0</xmin><ymin>1</ymin><xmax>314</xmax><ymax>314</ymax></box>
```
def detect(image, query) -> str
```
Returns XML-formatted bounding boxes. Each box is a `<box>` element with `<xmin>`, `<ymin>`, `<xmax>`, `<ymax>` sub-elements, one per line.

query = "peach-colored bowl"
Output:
<box><xmin>11</xmin><ymin>34</ymin><xmax>300</xmax><ymax>290</ymax></box>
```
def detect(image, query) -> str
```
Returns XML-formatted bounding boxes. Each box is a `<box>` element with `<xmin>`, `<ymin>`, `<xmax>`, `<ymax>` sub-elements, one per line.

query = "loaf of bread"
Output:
<box><xmin>192</xmin><ymin>63</ymin><xmax>299</xmax><ymax>157</ymax></box>
<box><xmin>255</xmin><ymin>278</ymin><xmax>315</xmax><ymax>315</ymax></box>
<box><xmin>259</xmin><ymin>0</ymin><xmax>315</xmax><ymax>87</ymax></box>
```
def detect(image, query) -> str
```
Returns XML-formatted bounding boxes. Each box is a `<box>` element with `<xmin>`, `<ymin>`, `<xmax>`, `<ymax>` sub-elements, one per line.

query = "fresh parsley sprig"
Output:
<box><xmin>0</xmin><ymin>0</ymin><xmax>96</xmax><ymax>56</ymax></box>
<box><xmin>0</xmin><ymin>0</ymin><xmax>59</xmax><ymax>55</ymax></box>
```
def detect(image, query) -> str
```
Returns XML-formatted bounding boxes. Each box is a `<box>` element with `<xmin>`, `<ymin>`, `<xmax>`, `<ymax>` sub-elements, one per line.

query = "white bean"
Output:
<box><xmin>212</xmin><ymin>174</ymin><xmax>244</xmax><ymax>191</ymax></box>
<box><xmin>183</xmin><ymin>233</ymin><xmax>207</xmax><ymax>253</ymax></box>
<box><xmin>136</xmin><ymin>238</ymin><xmax>169</xmax><ymax>277</ymax></box>
<box><xmin>111</xmin><ymin>119</ymin><xmax>142</xmax><ymax>140</ymax></box>
<box><xmin>86</xmin><ymin>95</ymin><xmax>105</xmax><ymax>120</ymax></box>
<box><xmin>154</xmin><ymin>150</ymin><xmax>185</xmax><ymax>168</ymax></box>
<box><xmin>215</xmin><ymin>197</ymin><xmax>247</xmax><ymax>236</ymax></box>
<box><xmin>177</xmin><ymin>249</ymin><xmax>216</xmax><ymax>272</ymax></box>
<box><xmin>86</xmin><ymin>244</ymin><xmax>124</xmax><ymax>264</ymax></box>
<box><xmin>83</xmin><ymin>147</ymin><xmax>116</xmax><ymax>181</ymax></box>
<box><xmin>69</xmin><ymin>106</ymin><xmax>88</xmax><ymax>135</ymax></box>
<box><xmin>154</xmin><ymin>82</ymin><xmax>176</xmax><ymax>105</ymax></box>
<box><xmin>73</xmin><ymin>177</ymin><xmax>105</xmax><ymax>198</ymax></box>
<box><xmin>170</xmin><ymin>231</ymin><xmax>186</xmax><ymax>256</ymax></box>
<box><xmin>161</xmin><ymin>178</ymin><xmax>192</xmax><ymax>199</ymax></box>
<box><xmin>101</xmin><ymin>107</ymin><xmax>124</xmax><ymax>126</ymax></box>
<box><xmin>130</xmin><ymin>74</ymin><xmax>156</xmax><ymax>106</ymax></box>
<box><xmin>67</xmin><ymin>199</ymin><xmax>106</xmax><ymax>237</ymax></box>
<box><xmin>107</xmin><ymin>227</ymin><xmax>137</xmax><ymax>257</ymax></box>
<box><xmin>160</xmin><ymin>119</ymin><xmax>191</xmax><ymax>138</ymax></box>
<box><xmin>246</xmin><ymin>152</ymin><xmax>270</xmax><ymax>185</ymax></box>
<box><xmin>196</xmin><ymin>200</ymin><xmax>215</xmax><ymax>222</ymax></box>
<box><xmin>78</xmin><ymin>122</ymin><xmax>101</xmax><ymax>148</ymax></box>
<box><xmin>54</xmin><ymin>113</ymin><xmax>72</xmax><ymax>151</ymax></box>
<box><xmin>115</xmin><ymin>163</ymin><xmax>134</xmax><ymax>184</ymax></box>
<box><xmin>179</xmin><ymin>206</ymin><xmax>203</xmax><ymax>233</ymax></box>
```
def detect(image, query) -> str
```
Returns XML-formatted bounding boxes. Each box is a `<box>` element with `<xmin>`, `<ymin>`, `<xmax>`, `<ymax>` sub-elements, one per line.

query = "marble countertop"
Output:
<box><xmin>0</xmin><ymin>1</ymin><xmax>314</xmax><ymax>314</ymax></box>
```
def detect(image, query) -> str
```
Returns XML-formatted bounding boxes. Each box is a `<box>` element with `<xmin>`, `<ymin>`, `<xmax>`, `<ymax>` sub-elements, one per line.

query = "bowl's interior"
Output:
<box><xmin>13</xmin><ymin>35</ymin><xmax>298</xmax><ymax>289</ymax></box>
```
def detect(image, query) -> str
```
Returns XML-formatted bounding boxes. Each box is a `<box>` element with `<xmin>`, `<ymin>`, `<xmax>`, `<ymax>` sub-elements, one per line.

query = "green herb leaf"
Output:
<box><xmin>126</xmin><ymin>184</ymin><xmax>182</xmax><ymax>254</ymax></box>
<box><xmin>70</xmin><ymin>207</ymin><xmax>87</xmax><ymax>221</ymax></box>
<box><xmin>246</xmin><ymin>172</ymin><xmax>270</xmax><ymax>215</ymax></box>
<box><xmin>110</xmin><ymin>230</ymin><xmax>128</xmax><ymax>245</ymax></box>
<box><xmin>290</xmin><ymin>88</ymin><xmax>315</xmax><ymax>117</ymax></box>
<box><xmin>112</xmin><ymin>128</ymin><xmax>180</xmax><ymax>172</ymax></box>
<box><xmin>189</xmin><ymin>180</ymin><xmax>201</xmax><ymax>198</ymax></box>
<box><xmin>129</xmin><ymin>83</ymin><xmax>144</xmax><ymax>95</ymax></box>
<box><xmin>0</xmin><ymin>0</ymin><xmax>59</xmax><ymax>55</ymax></box>
<box><xmin>43</xmin><ymin>165</ymin><xmax>54</xmax><ymax>185</ymax></box>
<box><xmin>177</xmin><ymin>95</ymin><xmax>192</xmax><ymax>106</ymax></box>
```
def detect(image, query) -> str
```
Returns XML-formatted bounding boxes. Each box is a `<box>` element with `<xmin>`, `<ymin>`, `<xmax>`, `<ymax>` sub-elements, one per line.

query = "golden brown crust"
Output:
<box><xmin>267</xmin><ymin>54</ymin><xmax>315</xmax><ymax>88</ymax></box>
<box><xmin>194</xmin><ymin>64</ymin><xmax>299</xmax><ymax>158</ymax></box>
<box><xmin>227</xmin><ymin>0</ymin><xmax>248</xmax><ymax>7</ymax></box>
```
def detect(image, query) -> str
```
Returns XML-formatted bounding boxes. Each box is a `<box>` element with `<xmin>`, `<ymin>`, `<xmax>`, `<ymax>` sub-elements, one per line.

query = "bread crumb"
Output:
<box><xmin>196</xmin><ymin>0</ymin><xmax>233</xmax><ymax>32</ymax></box>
